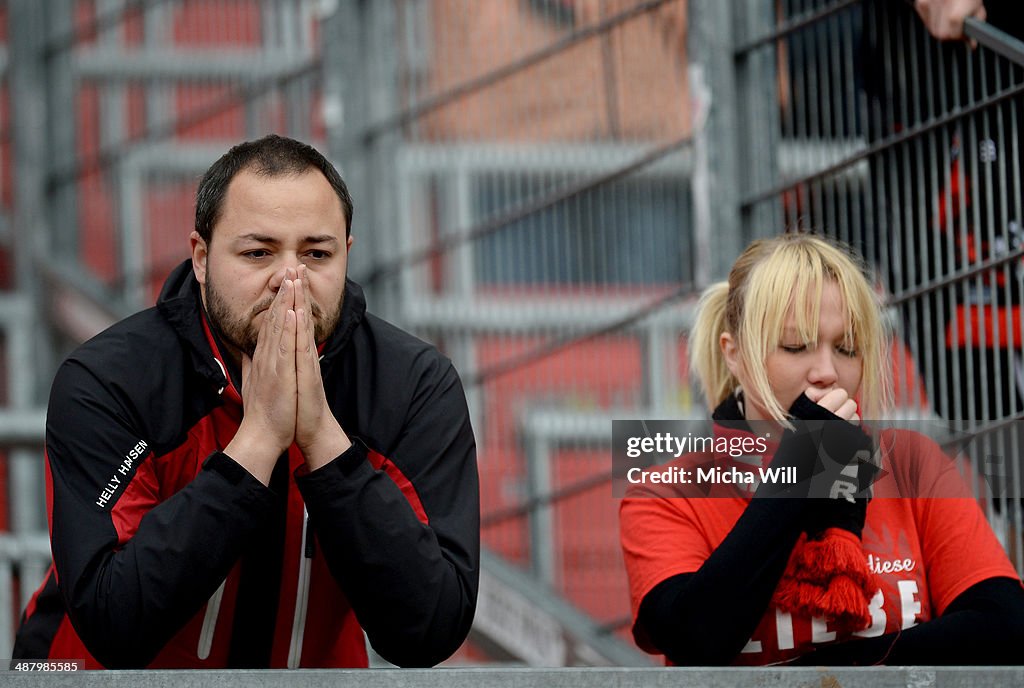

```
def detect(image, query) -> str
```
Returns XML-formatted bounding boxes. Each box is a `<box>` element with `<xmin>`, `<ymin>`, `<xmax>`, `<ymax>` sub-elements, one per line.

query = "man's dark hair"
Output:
<box><xmin>194</xmin><ymin>134</ymin><xmax>354</xmax><ymax>243</ymax></box>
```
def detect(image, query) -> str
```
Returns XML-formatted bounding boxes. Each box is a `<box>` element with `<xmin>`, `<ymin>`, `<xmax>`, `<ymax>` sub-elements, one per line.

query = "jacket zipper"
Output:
<box><xmin>197</xmin><ymin>579</ymin><xmax>227</xmax><ymax>660</ymax></box>
<box><xmin>287</xmin><ymin>508</ymin><xmax>313</xmax><ymax>668</ymax></box>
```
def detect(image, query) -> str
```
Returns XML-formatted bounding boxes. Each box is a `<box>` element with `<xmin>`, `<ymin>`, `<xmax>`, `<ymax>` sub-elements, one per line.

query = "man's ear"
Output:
<box><xmin>346</xmin><ymin>234</ymin><xmax>354</xmax><ymax>253</ymax></box>
<box><xmin>190</xmin><ymin>231</ymin><xmax>208</xmax><ymax>286</ymax></box>
<box><xmin>720</xmin><ymin>332</ymin><xmax>742</xmax><ymax>379</ymax></box>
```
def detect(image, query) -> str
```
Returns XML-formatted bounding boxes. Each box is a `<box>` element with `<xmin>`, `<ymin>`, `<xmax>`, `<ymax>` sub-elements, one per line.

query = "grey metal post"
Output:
<box><xmin>8</xmin><ymin>0</ymin><xmax>57</xmax><ymax>659</ymax></box>
<box><xmin>45</xmin><ymin>0</ymin><xmax>79</xmax><ymax>271</ymax></box>
<box><xmin>98</xmin><ymin>1</ymin><xmax>127</xmax><ymax>156</ymax></box>
<box><xmin>143</xmin><ymin>0</ymin><xmax>173</xmax><ymax>142</ymax></box>
<box><xmin>97</xmin><ymin>0</ymin><xmax>145</xmax><ymax>308</ymax></box>
<box><xmin>734</xmin><ymin>0</ymin><xmax>781</xmax><ymax>240</ymax></box>
<box><xmin>362</xmin><ymin>0</ymin><xmax>402</xmax><ymax>323</ymax></box>
<box><xmin>118</xmin><ymin>158</ymin><xmax>145</xmax><ymax>308</ymax></box>
<box><xmin>640</xmin><ymin>321</ymin><xmax>677</xmax><ymax>413</ymax></box>
<box><xmin>524</xmin><ymin>430</ymin><xmax>554</xmax><ymax>586</ymax></box>
<box><xmin>688</xmin><ymin>0</ymin><xmax>744</xmax><ymax>284</ymax></box>
<box><xmin>323</xmin><ymin>0</ymin><xmax>402</xmax><ymax>322</ymax></box>
<box><xmin>8</xmin><ymin>0</ymin><xmax>50</xmax><ymax>416</ymax></box>
<box><xmin>444</xmin><ymin>169</ymin><xmax>483</xmax><ymax>445</ymax></box>
<box><xmin>322</xmin><ymin>0</ymin><xmax>370</xmax><ymax>277</ymax></box>
<box><xmin>280</xmin><ymin>1</ymin><xmax>313</xmax><ymax>141</ymax></box>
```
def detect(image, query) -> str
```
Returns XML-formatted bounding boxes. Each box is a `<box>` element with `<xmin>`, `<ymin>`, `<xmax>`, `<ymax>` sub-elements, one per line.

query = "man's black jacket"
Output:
<box><xmin>13</xmin><ymin>260</ymin><xmax>480</xmax><ymax>668</ymax></box>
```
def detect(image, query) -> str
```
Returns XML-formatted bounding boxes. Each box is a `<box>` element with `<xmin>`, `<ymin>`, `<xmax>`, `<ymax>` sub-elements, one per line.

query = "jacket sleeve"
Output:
<box><xmin>46</xmin><ymin>358</ymin><xmax>276</xmax><ymax>668</ymax></box>
<box><xmin>295</xmin><ymin>356</ymin><xmax>479</xmax><ymax>667</ymax></box>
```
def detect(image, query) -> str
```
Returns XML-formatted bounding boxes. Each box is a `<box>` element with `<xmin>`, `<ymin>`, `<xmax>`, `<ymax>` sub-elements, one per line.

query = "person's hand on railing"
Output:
<box><xmin>913</xmin><ymin>0</ymin><xmax>986</xmax><ymax>42</ymax></box>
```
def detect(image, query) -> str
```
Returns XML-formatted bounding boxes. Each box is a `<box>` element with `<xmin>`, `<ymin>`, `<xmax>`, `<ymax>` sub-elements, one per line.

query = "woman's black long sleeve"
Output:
<box><xmin>792</xmin><ymin>576</ymin><xmax>1024</xmax><ymax>665</ymax></box>
<box><xmin>636</xmin><ymin>494</ymin><xmax>807</xmax><ymax>665</ymax></box>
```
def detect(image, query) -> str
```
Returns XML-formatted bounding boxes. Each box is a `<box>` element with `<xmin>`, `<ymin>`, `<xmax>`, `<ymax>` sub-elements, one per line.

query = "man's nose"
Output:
<box><xmin>268</xmin><ymin>264</ymin><xmax>299</xmax><ymax>292</ymax></box>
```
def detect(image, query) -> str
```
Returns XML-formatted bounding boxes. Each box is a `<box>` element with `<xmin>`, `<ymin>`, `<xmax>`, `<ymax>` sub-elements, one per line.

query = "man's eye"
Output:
<box><xmin>306</xmin><ymin>250</ymin><xmax>331</xmax><ymax>260</ymax></box>
<box><xmin>243</xmin><ymin>250</ymin><xmax>269</xmax><ymax>260</ymax></box>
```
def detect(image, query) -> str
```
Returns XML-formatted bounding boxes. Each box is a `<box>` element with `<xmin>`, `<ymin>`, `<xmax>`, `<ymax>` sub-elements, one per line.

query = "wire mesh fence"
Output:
<box><xmin>737</xmin><ymin>0</ymin><xmax>1024</xmax><ymax>571</ymax></box>
<box><xmin>368</xmin><ymin>0</ymin><xmax>697</xmax><ymax>644</ymax></box>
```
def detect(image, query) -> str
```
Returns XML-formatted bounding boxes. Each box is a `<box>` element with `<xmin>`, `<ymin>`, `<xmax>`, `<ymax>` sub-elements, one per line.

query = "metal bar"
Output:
<box><xmin>0</xmin><ymin>533</ymin><xmax>51</xmax><ymax>559</ymax></box>
<box><xmin>935</xmin><ymin>40</ymin><xmax>959</xmax><ymax>421</ymax></box>
<box><xmin>398</xmin><ymin>142</ymin><xmax>694</xmax><ymax>174</ymax></box>
<box><xmin>0</xmin><ymin>668</ymin><xmax>1019</xmax><ymax>686</ymax></box>
<box><xmin>887</xmin><ymin>244</ymin><xmax>1024</xmax><ymax>306</ymax></box>
<box><xmin>965</xmin><ymin>16</ymin><xmax>1024</xmax><ymax>67</ymax></box>
<box><xmin>0</xmin><ymin>410</ymin><xmax>47</xmax><ymax>445</ymax></box>
<box><xmin>691</xmin><ymin>0</ymin><xmax>744</xmax><ymax>277</ymax></box>
<box><xmin>991</xmin><ymin>53</ymin><xmax>1016</xmax><ymax>416</ymax></box>
<box><xmin>595</xmin><ymin>616</ymin><xmax>632</xmax><ymax>634</ymax></box>
<box><xmin>735</xmin><ymin>0</ymin><xmax>782</xmax><ymax>240</ymax></box>
<box><xmin>482</xmin><ymin>472</ymin><xmax>610</xmax><ymax>529</ymax></box>
<box><xmin>47</xmin><ymin>58</ymin><xmax>321</xmax><ymax>190</ymax></box>
<box><xmin>42</xmin><ymin>0</ymin><xmax>173</xmax><ymax>59</ymax></box>
<box><xmin>735</xmin><ymin>0</ymin><xmax>859</xmax><ymax>56</ymax></box>
<box><xmin>525</xmin><ymin>434</ymin><xmax>553</xmax><ymax>585</ymax></box>
<box><xmin>0</xmin><ymin>561</ymin><xmax>11</xmax><ymax>658</ymax></box>
<box><xmin>73</xmin><ymin>48</ymin><xmax>312</xmax><ymax>80</ymax></box>
<box><xmin>400</xmin><ymin>295</ymin><xmax>692</xmax><ymax>335</ymax></box>
<box><xmin>464</xmin><ymin>284</ymin><xmax>693</xmax><ymax>388</ymax></box>
<box><xmin>896</xmin><ymin>13</ymin><xmax>929</xmax><ymax>417</ymax></box>
<box><xmin>8</xmin><ymin>0</ymin><xmax>52</xmax><ymax>406</ymax></box>
<box><xmin>476</xmin><ymin>552</ymin><xmax>654</xmax><ymax>667</ymax></box>
<box><xmin>977</xmin><ymin>49</ymin><xmax>1000</xmax><ymax>420</ymax></box>
<box><xmin>962</xmin><ymin>51</ymin><xmax>983</xmax><ymax>423</ymax></box>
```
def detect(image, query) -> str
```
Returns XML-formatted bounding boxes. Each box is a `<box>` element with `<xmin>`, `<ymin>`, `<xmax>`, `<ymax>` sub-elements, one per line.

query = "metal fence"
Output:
<box><xmin>0</xmin><ymin>0</ymin><xmax>1021</xmax><ymax>668</ymax></box>
<box><xmin>0</xmin><ymin>0</ymin><xmax>697</xmax><ymax>664</ymax></box>
<box><xmin>728</xmin><ymin>0</ymin><xmax>1024</xmax><ymax>571</ymax></box>
<box><xmin>361</xmin><ymin>1</ymin><xmax>697</xmax><ymax>656</ymax></box>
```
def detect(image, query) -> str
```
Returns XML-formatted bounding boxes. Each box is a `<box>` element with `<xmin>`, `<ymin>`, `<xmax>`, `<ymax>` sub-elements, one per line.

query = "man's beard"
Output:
<box><xmin>205</xmin><ymin>269</ymin><xmax>345</xmax><ymax>358</ymax></box>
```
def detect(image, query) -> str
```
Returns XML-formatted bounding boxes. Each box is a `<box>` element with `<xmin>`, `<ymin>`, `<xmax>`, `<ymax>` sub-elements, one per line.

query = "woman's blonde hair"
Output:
<box><xmin>690</xmin><ymin>233</ymin><xmax>893</xmax><ymax>422</ymax></box>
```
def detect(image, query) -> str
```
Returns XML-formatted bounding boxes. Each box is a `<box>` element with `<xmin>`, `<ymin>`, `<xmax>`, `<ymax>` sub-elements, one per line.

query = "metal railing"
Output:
<box><xmin>4</xmin><ymin>667</ymin><xmax>1024</xmax><ymax>685</ymax></box>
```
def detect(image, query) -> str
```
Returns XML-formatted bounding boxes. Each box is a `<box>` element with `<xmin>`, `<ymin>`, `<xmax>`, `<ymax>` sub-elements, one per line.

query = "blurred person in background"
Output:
<box><xmin>620</xmin><ymin>233</ymin><xmax>1024</xmax><ymax>665</ymax></box>
<box><xmin>864</xmin><ymin>0</ymin><xmax>1024</xmax><ymax>422</ymax></box>
<box><xmin>912</xmin><ymin>0</ymin><xmax>987</xmax><ymax>42</ymax></box>
<box><xmin>913</xmin><ymin>0</ymin><xmax>983</xmax><ymax>41</ymax></box>
<box><xmin>11</xmin><ymin>135</ymin><xmax>479</xmax><ymax>669</ymax></box>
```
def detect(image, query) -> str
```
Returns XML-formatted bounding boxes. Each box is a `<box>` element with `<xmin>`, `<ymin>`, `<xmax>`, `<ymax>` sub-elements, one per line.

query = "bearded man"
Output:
<box><xmin>13</xmin><ymin>135</ymin><xmax>480</xmax><ymax>669</ymax></box>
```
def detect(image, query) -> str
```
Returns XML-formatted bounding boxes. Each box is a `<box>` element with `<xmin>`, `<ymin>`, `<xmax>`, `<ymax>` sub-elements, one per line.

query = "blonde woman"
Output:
<box><xmin>619</xmin><ymin>233</ymin><xmax>1024</xmax><ymax>665</ymax></box>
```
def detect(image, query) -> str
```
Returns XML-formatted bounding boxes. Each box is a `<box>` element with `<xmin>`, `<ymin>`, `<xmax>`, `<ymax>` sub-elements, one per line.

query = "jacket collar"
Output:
<box><xmin>709</xmin><ymin>392</ymin><xmax>780</xmax><ymax>483</ymax></box>
<box><xmin>156</xmin><ymin>260</ymin><xmax>367</xmax><ymax>392</ymax></box>
<box><xmin>711</xmin><ymin>392</ymin><xmax>747</xmax><ymax>424</ymax></box>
